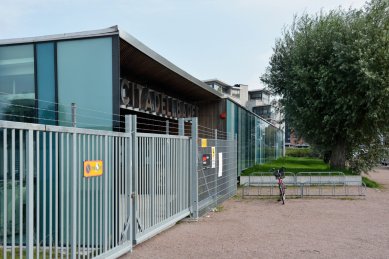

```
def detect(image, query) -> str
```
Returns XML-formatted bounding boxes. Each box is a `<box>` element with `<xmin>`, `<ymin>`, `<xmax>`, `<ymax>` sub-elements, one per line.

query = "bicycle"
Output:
<box><xmin>272</xmin><ymin>167</ymin><xmax>286</xmax><ymax>204</ymax></box>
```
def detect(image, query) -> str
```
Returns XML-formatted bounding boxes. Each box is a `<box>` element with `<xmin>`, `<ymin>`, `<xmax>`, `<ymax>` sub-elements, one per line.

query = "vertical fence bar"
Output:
<box><xmin>167</xmin><ymin>137</ymin><xmax>171</xmax><ymax>218</ymax></box>
<box><xmin>71</xmin><ymin>132</ymin><xmax>77</xmax><ymax>259</ymax></box>
<box><xmin>82</xmin><ymin>135</ymin><xmax>86</xmax><ymax>258</ymax></box>
<box><xmin>26</xmin><ymin>130</ymin><xmax>34</xmax><ymax>258</ymax></box>
<box><xmin>91</xmin><ymin>135</ymin><xmax>95</xmax><ymax>257</ymax></box>
<box><xmin>61</xmin><ymin>133</ymin><xmax>64</xmax><ymax>259</ymax></box>
<box><xmin>43</xmin><ymin>132</ymin><xmax>47</xmax><ymax>259</ymax></box>
<box><xmin>110</xmin><ymin>137</ymin><xmax>115</xmax><ymax>248</ymax></box>
<box><xmin>77</xmin><ymin>134</ymin><xmax>81</xmax><ymax>257</ymax></box>
<box><xmin>99</xmin><ymin>136</ymin><xmax>101</xmax><ymax>254</ymax></box>
<box><xmin>11</xmin><ymin>129</ymin><xmax>15</xmax><ymax>259</ymax></box>
<box><xmin>36</xmin><ymin>132</ymin><xmax>40</xmax><ymax>259</ymax></box>
<box><xmin>66</xmin><ymin>133</ymin><xmax>70</xmax><ymax>259</ymax></box>
<box><xmin>125</xmin><ymin>115</ymin><xmax>133</xmax><ymax>248</ymax></box>
<box><xmin>49</xmin><ymin>132</ymin><xmax>53</xmax><ymax>259</ymax></box>
<box><xmin>151</xmin><ymin>137</ymin><xmax>155</xmax><ymax>226</ymax></box>
<box><xmin>190</xmin><ymin>118</ymin><xmax>198</xmax><ymax>218</ymax></box>
<box><xmin>214</xmin><ymin>129</ymin><xmax>218</xmax><ymax>206</ymax></box>
<box><xmin>3</xmin><ymin>129</ymin><xmax>7</xmax><ymax>259</ymax></box>
<box><xmin>118</xmin><ymin>137</ymin><xmax>122</xmax><ymax>243</ymax></box>
<box><xmin>19</xmin><ymin>130</ymin><xmax>24</xmax><ymax>259</ymax></box>
<box><xmin>103</xmin><ymin>135</ymin><xmax>108</xmax><ymax>252</ymax></box>
<box><xmin>55</xmin><ymin>133</ymin><xmax>59</xmax><ymax>258</ymax></box>
<box><xmin>87</xmin><ymin>135</ymin><xmax>90</xmax><ymax>259</ymax></box>
<box><xmin>132</xmin><ymin>115</ymin><xmax>137</xmax><ymax>243</ymax></box>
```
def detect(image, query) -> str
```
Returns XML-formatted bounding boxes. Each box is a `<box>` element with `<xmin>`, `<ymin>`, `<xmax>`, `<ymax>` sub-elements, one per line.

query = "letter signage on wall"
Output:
<box><xmin>120</xmin><ymin>78</ymin><xmax>199</xmax><ymax>119</ymax></box>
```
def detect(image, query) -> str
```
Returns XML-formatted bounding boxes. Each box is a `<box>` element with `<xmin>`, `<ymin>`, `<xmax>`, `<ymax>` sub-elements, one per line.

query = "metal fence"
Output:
<box><xmin>197</xmin><ymin>128</ymin><xmax>238</xmax><ymax>217</ymax></box>
<box><xmin>242</xmin><ymin>171</ymin><xmax>366</xmax><ymax>198</ymax></box>
<box><xmin>0</xmin><ymin>116</ymin><xmax>239</xmax><ymax>258</ymax></box>
<box><xmin>0</xmin><ymin>120</ymin><xmax>132</xmax><ymax>258</ymax></box>
<box><xmin>134</xmin><ymin>133</ymin><xmax>191</xmax><ymax>244</ymax></box>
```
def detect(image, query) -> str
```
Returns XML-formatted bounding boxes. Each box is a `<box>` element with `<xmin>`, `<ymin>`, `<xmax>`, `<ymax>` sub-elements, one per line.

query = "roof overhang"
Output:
<box><xmin>0</xmin><ymin>26</ymin><xmax>118</xmax><ymax>45</ymax></box>
<box><xmin>0</xmin><ymin>26</ymin><xmax>223</xmax><ymax>103</ymax></box>
<box><xmin>118</xmin><ymin>29</ymin><xmax>222</xmax><ymax>102</ymax></box>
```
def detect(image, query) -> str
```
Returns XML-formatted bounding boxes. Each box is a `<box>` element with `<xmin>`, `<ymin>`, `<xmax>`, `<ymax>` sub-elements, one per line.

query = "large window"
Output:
<box><xmin>36</xmin><ymin>43</ymin><xmax>56</xmax><ymax>125</ymax></box>
<box><xmin>0</xmin><ymin>44</ymin><xmax>35</xmax><ymax>122</ymax></box>
<box><xmin>250</xmin><ymin>91</ymin><xmax>262</xmax><ymax>100</ymax></box>
<box><xmin>57</xmin><ymin>37</ymin><xmax>113</xmax><ymax>130</ymax></box>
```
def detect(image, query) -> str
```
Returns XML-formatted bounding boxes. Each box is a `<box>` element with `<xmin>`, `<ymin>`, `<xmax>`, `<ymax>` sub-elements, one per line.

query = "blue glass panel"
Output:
<box><xmin>57</xmin><ymin>37</ymin><xmax>112</xmax><ymax>130</ymax></box>
<box><xmin>36</xmin><ymin>43</ymin><xmax>56</xmax><ymax>125</ymax></box>
<box><xmin>0</xmin><ymin>44</ymin><xmax>35</xmax><ymax>122</ymax></box>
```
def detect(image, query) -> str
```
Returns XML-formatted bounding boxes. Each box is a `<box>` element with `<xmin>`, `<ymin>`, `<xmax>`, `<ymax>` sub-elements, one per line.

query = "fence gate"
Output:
<box><xmin>133</xmin><ymin>132</ymin><xmax>191</xmax><ymax>244</ymax></box>
<box><xmin>0</xmin><ymin>120</ymin><xmax>132</xmax><ymax>259</ymax></box>
<box><xmin>197</xmin><ymin>128</ymin><xmax>238</xmax><ymax>217</ymax></box>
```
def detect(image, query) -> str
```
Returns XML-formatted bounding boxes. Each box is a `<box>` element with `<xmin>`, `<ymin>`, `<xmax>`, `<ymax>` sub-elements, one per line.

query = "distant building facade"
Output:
<box><xmin>203</xmin><ymin>79</ymin><xmax>248</xmax><ymax>107</ymax></box>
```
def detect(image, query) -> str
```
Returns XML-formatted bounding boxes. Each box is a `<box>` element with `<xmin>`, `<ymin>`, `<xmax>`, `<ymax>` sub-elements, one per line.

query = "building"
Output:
<box><xmin>247</xmin><ymin>89</ymin><xmax>284</xmax><ymax>130</ymax></box>
<box><xmin>0</xmin><ymin>26</ymin><xmax>285</xmax><ymax>257</ymax></box>
<box><xmin>203</xmin><ymin>79</ymin><xmax>248</xmax><ymax>107</ymax></box>
<box><xmin>0</xmin><ymin>25</ymin><xmax>284</xmax><ymax>172</ymax></box>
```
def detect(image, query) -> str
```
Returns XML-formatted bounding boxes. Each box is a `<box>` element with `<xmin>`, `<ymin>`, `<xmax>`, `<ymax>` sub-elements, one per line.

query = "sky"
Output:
<box><xmin>1</xmin><ymin>0</ymin><xmax>366</xmax><ymax>90</ymax></box>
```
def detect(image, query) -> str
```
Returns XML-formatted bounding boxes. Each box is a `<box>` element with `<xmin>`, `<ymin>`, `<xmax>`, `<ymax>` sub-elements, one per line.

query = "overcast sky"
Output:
<box><xmin>1</xmin><ymin>0</ymin><xmax>366</xmax><ymax>89</ymax></box>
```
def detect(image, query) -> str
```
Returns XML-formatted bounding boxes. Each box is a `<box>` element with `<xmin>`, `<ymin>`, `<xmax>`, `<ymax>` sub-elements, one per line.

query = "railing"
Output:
<box><xmin>242</xmin><ymin>171</ymin><xmax>366</xmax><ymax>198</ymax></box>
<box><xmin>0</xmin><ymin>120</ymin><xmax>132</xmax><ymax>259</ymax></box>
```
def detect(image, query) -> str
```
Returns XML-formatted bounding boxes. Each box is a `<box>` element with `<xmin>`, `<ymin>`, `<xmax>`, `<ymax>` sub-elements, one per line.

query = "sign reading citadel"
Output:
<box><xmin>120</xmin><ymin>79</ymin><xmax>198</xmax><ymax>118</ymax></box>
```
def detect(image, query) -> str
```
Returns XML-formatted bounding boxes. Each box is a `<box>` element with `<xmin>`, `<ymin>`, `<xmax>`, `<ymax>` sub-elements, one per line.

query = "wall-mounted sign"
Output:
<box><xmin>120</xmin><ymin>78</ymin><xmax>199</xmax><ymax>119</ymax></box>
<box><xmin>84</xmin><ymin>160</ymin><xmax>103</xmax><ymax>177</ymax></box>
<box><xmin>218</xmin><ymin>153</ymin><xmax>223</xmax><ymax>177</ymax></box>
<box><xmin>202</xmin><ymin>154</ymin><xmax>211</xmax><ymax>167</ymax></box>
<box><xmin>211</xmin><ymin>147</ymin><xmax>216</xmax><ymax>168</ymax></box>
<box><xmin>201</xmin><ymin>138</ymin><xmax>207</xmax><ymax>148</ymax></box>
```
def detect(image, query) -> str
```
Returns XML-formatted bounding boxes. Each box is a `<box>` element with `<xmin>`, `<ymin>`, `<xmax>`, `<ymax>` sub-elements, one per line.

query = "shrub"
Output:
<box><xmin>286</xmin><ymin>147</ymin><xmax>319</xmax><ymax>158</ymax></box>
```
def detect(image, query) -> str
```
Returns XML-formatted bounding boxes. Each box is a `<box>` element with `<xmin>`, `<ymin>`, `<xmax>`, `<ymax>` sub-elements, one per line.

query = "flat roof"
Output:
<box><xmin>203</xmin><ymin>79</ymin><xmax>233</xmax><ymax>88</ymax></box>
<box><xmin>249</xmin><ymin>88</ymin><xmax>272</xmax><ymax>94</ymax></box>
<box><xmin>0</xmin><ymin>26</ymin><xmax>223</xmax><ymax>102</ymax></box>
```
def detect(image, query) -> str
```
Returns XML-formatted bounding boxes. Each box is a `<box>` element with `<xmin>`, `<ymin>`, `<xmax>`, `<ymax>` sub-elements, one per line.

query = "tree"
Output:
<box><xmin>261</xmin><ymin>0</ymin><xmax>389</xmax><ymax>171</ymax></box>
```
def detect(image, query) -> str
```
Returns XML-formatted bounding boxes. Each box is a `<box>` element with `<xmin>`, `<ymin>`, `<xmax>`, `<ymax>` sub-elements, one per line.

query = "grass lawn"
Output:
<box><xmin>241</xmin><ymin>156</ymin><xmax>355</xmax><ymax>176</ymax></box>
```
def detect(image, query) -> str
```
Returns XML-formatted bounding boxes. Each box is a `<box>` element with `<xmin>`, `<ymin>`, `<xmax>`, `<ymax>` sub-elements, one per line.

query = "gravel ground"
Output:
<box><xmin>123</xmin><ymin>167</ymin><xmax>389</xmax><ymax>259</ymax></box>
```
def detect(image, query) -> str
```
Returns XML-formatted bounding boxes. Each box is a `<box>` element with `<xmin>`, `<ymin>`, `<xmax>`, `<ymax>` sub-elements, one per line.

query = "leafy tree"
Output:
<box><xmin>261</xmin><ymin>0</ymin><xmax>389</xmax><ymax>172</ymax></box>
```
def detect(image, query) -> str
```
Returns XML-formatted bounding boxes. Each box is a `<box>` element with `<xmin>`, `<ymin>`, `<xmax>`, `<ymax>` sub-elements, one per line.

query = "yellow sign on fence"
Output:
<box><xmin>201</xmin><ymin>138</ymin><xmax>207</xmax><ymax>148</ymax></box>
<box><xmin>84</xmin><ymin>160</ymin><xmax>103</xmax><ymax>177</ymax></box>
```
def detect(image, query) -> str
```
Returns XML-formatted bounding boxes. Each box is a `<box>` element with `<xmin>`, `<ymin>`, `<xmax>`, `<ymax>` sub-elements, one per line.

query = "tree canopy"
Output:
<box><xmin>261</xmin><ymin>0</ymin><xmax>389</xmax><ymax>172</ymax></box>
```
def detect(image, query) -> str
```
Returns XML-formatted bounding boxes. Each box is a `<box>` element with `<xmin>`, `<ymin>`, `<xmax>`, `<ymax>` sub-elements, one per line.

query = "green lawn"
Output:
<box><xmin>241</xmin><ymin>156</ymin><xmax>355</xmax><ymax>176</ymax></box>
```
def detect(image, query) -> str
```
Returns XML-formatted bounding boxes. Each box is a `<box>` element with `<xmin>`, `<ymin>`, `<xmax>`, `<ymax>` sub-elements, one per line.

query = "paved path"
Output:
<box><xmin>123</xmin><ymin>167</ymin><xmax>389</xmax><ymax>259</ymax></box>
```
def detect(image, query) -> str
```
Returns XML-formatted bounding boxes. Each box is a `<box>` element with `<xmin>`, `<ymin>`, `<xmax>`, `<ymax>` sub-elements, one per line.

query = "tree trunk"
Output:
<box><xmin>330</xmin><ymin>142</ymin><xmax>346</xmax><ymax>169</ymax></box>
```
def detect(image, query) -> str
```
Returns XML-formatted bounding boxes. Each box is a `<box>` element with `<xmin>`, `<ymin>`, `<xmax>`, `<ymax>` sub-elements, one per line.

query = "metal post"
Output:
<box><xmin>125</xmin><ymin>115</ymin><xmax>133</xmax><ymax>250</ymax></box>
<box><xmin>178</xmin><ymin>119</ymin><xmax>185</xmax><ymax>136</ymax></box>
<box><xmin>214</xmin><ymin>129</ymin><xmax>218</xmax><ymax>207</ymax></box>
<box><xmin>26</xmin><ymin>130</ymin><xmax>34</xmax><ymax>258</ymax></box>
<box><xmin>130</xmin><ymin>115</ymin><xmax>137</xmax><ymax>244</ymax></box>
<box><xmin>71</xmin><ymin>132</ymin><xmax>77</xmax><ymax>258</ymax></box>
<box><xmin>166</xmin><ymin>120</ymin><xmax>169</xmax><ymax>135</ymax></box>
<box><xmin>71</xmin><ymin>103</ymin><xmax>77</xmax><ymax>127</ymax></box>
<box><xmin>190</xmin><ymin>117</ymin><xmax>198</xmax><ymax>218</ymax></box>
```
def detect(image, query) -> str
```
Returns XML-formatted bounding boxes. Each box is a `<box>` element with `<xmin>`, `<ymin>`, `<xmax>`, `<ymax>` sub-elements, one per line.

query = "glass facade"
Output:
<box><xmin>36</xmin><ymin>43</ymin><xmax>56</xmax><ymax>125</ymax></box>
<box><xmin>226</xmin><ymin>99</ymin><xmax>284</xmax><ymax>175</ymax></box>
<box><xmin>0</xmin><ymin>44</ymin><xmax>35</xmax><ymax>123</ymax></box>
<box><xmin>57</xmin><ymin>37</ymin><xmax>113</xmax><ymax>130</ymax></box>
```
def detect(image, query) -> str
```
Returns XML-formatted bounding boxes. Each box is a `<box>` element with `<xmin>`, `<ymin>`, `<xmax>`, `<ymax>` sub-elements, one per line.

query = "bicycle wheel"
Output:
<box><xmin>280</xmin><ymin>183</ymin><xmax>286</xmax><ymax>204</ymax></box>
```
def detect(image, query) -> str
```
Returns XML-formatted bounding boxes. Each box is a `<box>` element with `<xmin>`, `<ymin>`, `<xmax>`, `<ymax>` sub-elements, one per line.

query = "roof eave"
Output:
<box><xmin>0</xmin><ymin>26</ymin><xmax>119</xmax><ymax>46</ymax></box>
<box><xmin>118</xmin><ymin>29</ymin><xmax>223</xmax><ymax>99</ymax></box>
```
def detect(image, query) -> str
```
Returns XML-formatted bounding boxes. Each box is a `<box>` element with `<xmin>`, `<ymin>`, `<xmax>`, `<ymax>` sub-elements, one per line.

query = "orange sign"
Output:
<box><xmin>84</xmin><ymin>160</ymin><xmax>103</xmax><ymax>177</ymax></box>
